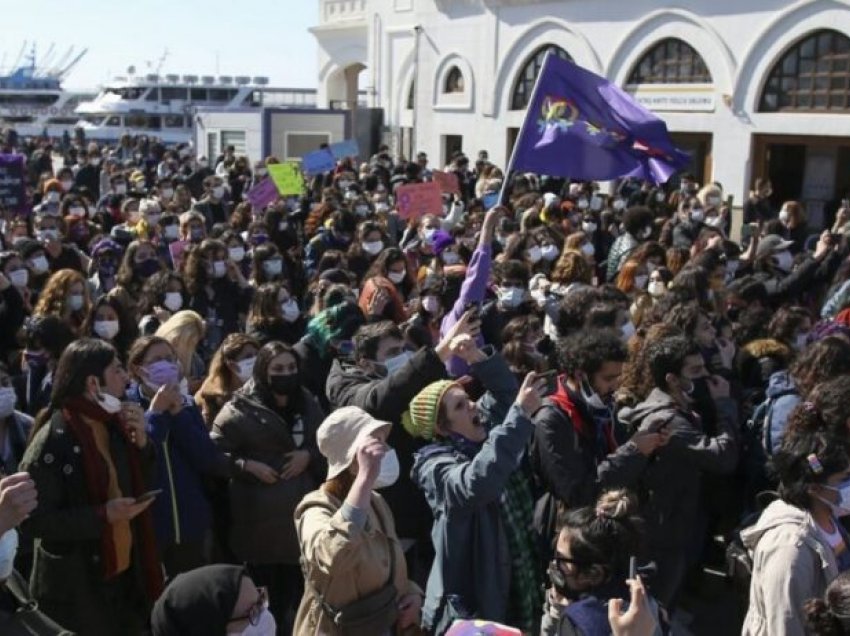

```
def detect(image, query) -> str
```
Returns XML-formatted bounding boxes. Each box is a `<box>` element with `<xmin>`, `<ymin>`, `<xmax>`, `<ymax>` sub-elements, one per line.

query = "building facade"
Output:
<box><xmin>312</xmin><ymin>0</ymin><xmax>850</xmax><ymax>227</ymax></box>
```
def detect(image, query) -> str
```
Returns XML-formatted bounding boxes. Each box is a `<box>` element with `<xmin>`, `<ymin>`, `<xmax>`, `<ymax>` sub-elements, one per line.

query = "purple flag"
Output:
<box><xmin>511</xmin><ymin>53</ymin><xmax>689</xmax><ymax>184</ymax></box>
<box><xmin>245</xmin><ymin>177</ymin><xmax>279</xmax><ymax>209</ymax></box>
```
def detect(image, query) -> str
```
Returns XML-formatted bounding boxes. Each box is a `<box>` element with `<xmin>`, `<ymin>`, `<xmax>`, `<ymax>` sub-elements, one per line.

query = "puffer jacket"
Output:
<box><xmin>742</xmin><ymin>499</ymin><xmax>840</xmax><ymax>636</ymax></box>
<box><xmin>211</xmin><ymin>379</ymin><xmax>325</xmax><ymax>564</ymax></box>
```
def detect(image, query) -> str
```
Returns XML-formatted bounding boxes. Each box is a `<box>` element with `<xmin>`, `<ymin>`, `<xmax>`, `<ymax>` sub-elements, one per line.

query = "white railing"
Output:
<box><xmin>321</xmin><ymin>0</ymin><xmax>367</xmax><ymax>24</ymax></box>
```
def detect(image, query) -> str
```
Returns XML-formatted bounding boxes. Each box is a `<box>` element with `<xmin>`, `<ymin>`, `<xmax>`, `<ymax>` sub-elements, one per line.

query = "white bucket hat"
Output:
<box><xmin>316</xmin><ymin>406</ymin><xmax>392</xmax><ymax>480</ymax></box>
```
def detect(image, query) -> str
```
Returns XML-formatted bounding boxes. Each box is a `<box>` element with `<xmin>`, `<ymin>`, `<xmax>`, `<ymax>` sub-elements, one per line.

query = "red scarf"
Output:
<box><xmin>548</xmin><ymin>374</ymin><xmax>617</xmax><ymax>454</ymax></box>
<box><xmin>62</xmin><ymin>396</ymin><xmax>163</xmax><ymax>602</ymax></box>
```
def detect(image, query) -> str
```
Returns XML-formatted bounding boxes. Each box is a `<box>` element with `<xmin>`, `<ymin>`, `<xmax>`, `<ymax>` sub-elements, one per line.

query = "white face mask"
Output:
<box><xmin>228</xmin><ymin>607</ymin><xmax>277</xmax><ymax>636</ymax></box>
<box><xmin>212</xmin><ymin>260</ymin><xmax>227</xmax><ymax>278</ymax></box>
<box><xmin>819</xmin><ymin>480</ymin><xmax>850</xmax><ymax>518</ymax></box>
<box><xmin>634</xmin><ymin>275</ymin><xmax>648</xmax><ymax>290</ymax></box>
<box><xmin>655</xmin><ymin>192</ymin><xmax>666</xmax><ymax>203</ymax></box>
<box><xmin>8</xmin><ymin>268</ymin><xmax>28</xmax><ymax>287</ymax></box>
<box><xmin>212</xmin><ymin>185</ymin><xmax>225</xmax><ymax>199</ymax></box>
<box><xmin>68</xmin><ymin>293</ymin><xmax>85</xmax><ymax>311</ymax></box>
<box><xmin>690</xmin><ymin>208</ymin><xmax>705</xmax><ymax>223</ymax></box>
<box><xmin>639</xmin><ymin>226</ymin><xmax>653</xmax><ymax>240</ymax></box>
<box><xmin>383</xmin><ymin>350</ymin><xmax>413</xmax><ymax>376</ymax></box>
<box><xmin>441</xmin><ymin>251</ymin><xmax>461</xmax><ymax>265</ymax></box>
<box><xmin>0</xmin><ymin>529</ymin><xmax>18</xmax><ymax>581</ymax></box>
<box><xmin>613</xmin><ymin>199</ymin><xmax>626</xmax><ymax>211</ymax></box>
<box><xmin>373</xmin><ymin>448</ymin><xmax>400</xmax><ymax>489</ymax></box>
<box><xmin>388</xmin><ymin>270</ymin><xmax>406</xmax><ymax>284</ymax></box>
<box><xmin>164</xmin><ymin>225</ymin><xmax>180</xmax><ymax>240</ymax></box>
<box><xmin>527</xmin><ymin>246</ymin><xmax>543</xmax><ymax>264</ymax></box>
<box><xmin>69</xmin><ymin>206</ymin><xmax>86</xmax><ymax>217</ymax></box>
<box><xmin>29</xmin><ymin>255</ymin><xmax>49</xmax><ymax>274</ymax></box>
<box><xmin>160</xmin><ymin>188</ymin><xmax>174</xmax><ymax>200</ymax></box>
<box><xmin>114</xmin><ymin>184</ymin><xmax>127</xmax><ymax>195</ymax></box>
<box><xmin>590</xmin><ymin>196</ymin><xmax>603</xmax><ymax>212</ymax></box>
<box><xmin>95</xmin><ymin>382</ymin><xmax>123</xmax><ymax>414</ymax></box>
<box><xmin>541</xmin><ymin>245</ymin><xmax>559</xmax><ymax>262</ymax></box>
<box><xmin>582</xmin><ymin>221</ymin><xmax>597</xmax><ymax>234</ymax></box>
<box><xmin>163</xmin><ymin>292</ymin><xmax>183</xmax><ymax>312</ymax></box>
<box><xmin>779</xmin><ymin>207</ymin><xmax>790</xmax><ymax>224</ymax></box>
<box><xmin>235</xmin><ymin>357</ymin><xmax>256</xmax><ymax>383</ymax></box>
<box><xmin>61</xmin><ymin>180</ymin><xmax>73</xmax><ymax>192</ymax></box>
<box><xmin>94</xmin><ymin>320</ymin><xmax>120</xmax><ymax>340</ymax></box>
<box><xmin>0</xmin><ymin>386</ymin><xmax>17</xmax><ymax>419</ymax></box>
<box><xmin>498</xmin><ymin>286</ymin><xmax>525</xmax><ymax>308</ymax></box>
<box><xmin>422</xmin><ymin>296</ymin><xmax>440</xmax><ymax>315</ymax></box>
<box><xmin>229</xmin><ymin>247</ymin><xmax>245</xmax><ymax>263</ymax></box>
<box><xmin>362</xmin><ymin>240</ymin><xmax>384</xmax><ymax>256</ymax></box>
<box><xmin>46</xmin><ymin>191</ymin><xmax>60</xmax><ymax>203</ymax></box>
<box><xmin>577</xmin><ymin>198</ymin><xmax>589</xmax><ymax>210</ymax></box>
<box><xmin>648</xmin><ymin>280</ymin><xmax>666</xmax><ymax>298</ymax></box>
<box><xmin>38</xmin><ymin>229</ymin><xmax>59</xmax><ymax>242</ymax></box>
<box><xmin>281</xmin><ymin>299</ymin><xmax>300</xmax><ymax>323</ymax></box>
<box><xmin>580</xmin><ymin>377</ymin><xmax>607</xmax><ymax>410</ymax></box>
<box><xmin>263</xmin><ymin>259</ymin><xmax>283</xmax><ymax>277</ymax></box>
<box><xmin>707</xmin><ymin>196</ymin><xmax>721</xmax><ymax>207</ymax></box>
<box><xmin>581</xmin><ymin>242</ymin><xmax>595</xmax><ymax>257</ymax></box>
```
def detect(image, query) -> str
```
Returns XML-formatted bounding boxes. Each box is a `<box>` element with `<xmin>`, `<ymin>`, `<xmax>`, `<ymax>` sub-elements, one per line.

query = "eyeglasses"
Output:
<box><xmin>231</xmin><ymin>587</ymin><xmax>268</xmax><ymax>626</ymax></box>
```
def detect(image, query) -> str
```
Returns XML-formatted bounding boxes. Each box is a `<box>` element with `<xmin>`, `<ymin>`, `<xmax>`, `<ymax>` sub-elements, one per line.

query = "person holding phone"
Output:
<box><xmin>407</xmin><ymin>336</ymin><xmax>546</xmax><ymax>634</ymax></box>
<box><xmin>20</xmin><ymin>338</ymin><xmax>162</xmax><ymax>635</ymax></box>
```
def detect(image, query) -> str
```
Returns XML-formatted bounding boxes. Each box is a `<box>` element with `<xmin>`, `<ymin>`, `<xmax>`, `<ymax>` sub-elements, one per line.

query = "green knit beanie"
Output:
<box><xmin>402</xmin><ymin>380</ymin><xmax>457</xmax><ymax>441</ymax></box>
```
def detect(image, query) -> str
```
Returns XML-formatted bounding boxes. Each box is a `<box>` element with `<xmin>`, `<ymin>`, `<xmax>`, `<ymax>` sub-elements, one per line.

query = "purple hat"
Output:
<box><xmin>431</xmin><ymin>230</ymin><xmax>455</xmax><ymax>256</ymax></box>
<box><xmin>91</xmin><ymin>237</ymin><xmax>124</xmax><ymax>259</ymax></box>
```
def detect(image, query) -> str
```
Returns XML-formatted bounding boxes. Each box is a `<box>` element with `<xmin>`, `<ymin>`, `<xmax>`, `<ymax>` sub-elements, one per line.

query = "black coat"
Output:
<box><xmin>326</xmin><ymin>348</ymin><xmax>448</xmax><ymax>539</ymax></box>
<box><xmin>20</xmin><ymin>410</ymin><xmax>155</xmax><ymax>635</ymax></box>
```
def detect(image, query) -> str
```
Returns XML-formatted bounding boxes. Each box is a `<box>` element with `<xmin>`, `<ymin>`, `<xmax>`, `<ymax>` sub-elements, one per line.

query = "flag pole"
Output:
<box><xmin>496</xmin><ymin>50</ymin><xmax>555</xmax><ymax>207</ymax></box>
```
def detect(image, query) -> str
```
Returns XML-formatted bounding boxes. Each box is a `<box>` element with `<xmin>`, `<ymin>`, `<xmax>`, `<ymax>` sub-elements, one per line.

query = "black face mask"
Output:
<box><xmin>268</xmin><ymin>373</ymin><xmax>300</xmax><ymax>397</ymax></box>
<box><xmin>689</xmin><ymin>376</ymin><xmax>717</xmax><ymax>429</ymax></box>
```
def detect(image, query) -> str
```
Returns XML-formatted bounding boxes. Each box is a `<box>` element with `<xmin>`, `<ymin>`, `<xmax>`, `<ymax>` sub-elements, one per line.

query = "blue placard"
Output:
<box><xmin>329</xmin><ymin>139</ymin><xmax>360</xmax><ymax>160</ymax></box>
<box><xmin>301</xmin><ymin>148</ymin><xmax>336</xmax><ymax>176</ymax></box>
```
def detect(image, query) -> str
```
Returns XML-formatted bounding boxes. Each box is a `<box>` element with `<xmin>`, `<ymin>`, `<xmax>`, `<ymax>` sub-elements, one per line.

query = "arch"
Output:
<box><xmin>318</xmin><ymin>44</ymin><xmax>369</xmax><ymax>84</ymax></box>
<box><xmin>758</xmin><ymin>29</ymin><xmax>850</xmax><ymax>112</ymax></box>
<box><xmin>734</xmin><ymin>0</ymin><xmax>850</xmax><ymax>113</ymax></box>
<box><xmin>626</xmin><ymin>38</ymin><xmax>712</xmax><ymax>85</ymax></box>
<box><xmin>444</xmin><ymin>67</ymin><xmax>464</xmax><ymax>93</ymax></box>
<box><xmin>491</xmin><ymin>18</ymin><xmax>602</xmax><ymax>116</ymax></box>
<box><xmin>392</xmin><ymin>48</ymin><xmax>416</xmax><ymax>127</ymax></box>
<box><xmin>608</xmin><ymin>10</ymin><xmax>733</xmax><ymax>94</ymax></box>
<box><xmin>510</xmin><ymin>45</ymin><xmax>572</xmax><ymax>110</ymax></box>
<box><xmin>431</xmin><ymin>52</ymin><xmax>475</xmax><ymax>111</ymax></box>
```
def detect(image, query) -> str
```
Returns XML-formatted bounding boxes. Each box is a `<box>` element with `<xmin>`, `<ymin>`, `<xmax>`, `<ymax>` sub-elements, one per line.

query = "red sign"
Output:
<box><xmin>432</xmin><ymin>169</ymin><xmax>460</xmax><ymax>194</ymax></box>
<box><xmin>395</xmin><ymin>181</ymin><xmax>443</xmax><ymax>220</ymax></box>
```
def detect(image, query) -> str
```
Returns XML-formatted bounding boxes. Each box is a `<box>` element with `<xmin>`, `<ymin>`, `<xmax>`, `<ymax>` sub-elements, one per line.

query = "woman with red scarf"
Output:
<box><xmin>20</xmin><ymin>338</ymin><xmax>163</xmax><ymax>635</ymax></box>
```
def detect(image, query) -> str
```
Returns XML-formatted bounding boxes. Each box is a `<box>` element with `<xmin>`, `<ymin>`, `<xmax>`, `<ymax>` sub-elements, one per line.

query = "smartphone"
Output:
<box><xmin>539</xmin><ymin>369</ymin><xmax>559</xmax><ymax>395</ymax></box>
<box><xmin>629</xmin><ymin>556</ymin><xmax>637</xmax><ymax>580</ymax></box>
<box><xmin>135</xmin><ymin>489</ymin><xmax>163</xmax><ymax>504</ymax></box>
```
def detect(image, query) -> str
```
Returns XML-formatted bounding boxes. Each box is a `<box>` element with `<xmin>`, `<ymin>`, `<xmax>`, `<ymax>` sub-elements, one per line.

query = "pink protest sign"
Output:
<box><xmin>432</xmin><ymin>169</ymin><xmax>460</xmax><ymax>194</ymax></box>
<box><xmin>395</xmin><ymin>181</ymin><xmax>443</xmax><ymax>220</ymax></box>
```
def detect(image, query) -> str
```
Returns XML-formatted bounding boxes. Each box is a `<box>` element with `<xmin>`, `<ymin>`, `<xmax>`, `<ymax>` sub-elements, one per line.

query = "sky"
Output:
<box><xmin>3</xmin><ymin>0</ymin><xmax>319</xmax><ymax>90</ymax></box>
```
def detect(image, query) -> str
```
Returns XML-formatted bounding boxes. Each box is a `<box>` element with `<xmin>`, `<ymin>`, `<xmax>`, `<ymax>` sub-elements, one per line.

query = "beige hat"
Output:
<box><xmin>317</xmin><ymin>406</ymin><xmax>392</xmax><ymax>480</ymax></box>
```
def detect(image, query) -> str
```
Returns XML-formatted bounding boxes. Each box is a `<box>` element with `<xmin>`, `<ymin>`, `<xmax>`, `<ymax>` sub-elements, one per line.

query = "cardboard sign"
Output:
<box><xmin>395</xmin><ymin>181</ymin><xmax>443</xmax><ymax>220</ymax></box>
<box><xmin>432</xmin><ymin>169</ymin><xmax>460</xmax><ymax>194</ymax></box>
<box><xmin>0</xmin><ymin>154</ymin><xmax>27</xmax><ymax>214</ymax></box>
<box><xmin>244</xmin><ymin>177</ymin><xmax>279</xmax><ymax>208</ymax></box>
<box><xmin>329</xmin><ymin>139</ymin><xmax>360</xmax><ymax>160</ymax></box>
<box><xmin>168</xmin><ymin>240</ymin><xmax>188</xmax><ymax>271</ymax></box>
<box><xmin>301</xmin><ymin>148</ymin><xmax>336</xmax><ymax>176</ymax></box>
<box><xmin>268</xmin><ymin>163</ymin><xmax>304</xmax><ymax>196</ymax></box>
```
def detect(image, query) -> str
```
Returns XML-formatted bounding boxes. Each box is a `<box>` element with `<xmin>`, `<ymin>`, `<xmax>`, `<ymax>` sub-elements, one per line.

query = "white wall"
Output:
<box><xmin>193</xmin><ymin>111</ymin><xmax>263</xmax><ymax>164</ymax></box>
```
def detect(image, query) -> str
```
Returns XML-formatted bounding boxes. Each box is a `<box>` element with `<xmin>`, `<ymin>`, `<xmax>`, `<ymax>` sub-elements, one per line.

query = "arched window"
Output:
<box><xmin>759</xmin><ymin>29</ymin><xmax>850</xmax><ymax>112</ymax></box>
<box><xmin>444</xmin><ymin>66</ymin><xmax>464</xmax><ymax>93</ymax></box>
<box><xmin>627</xmin><ymin>38</ymin><xmax>712</xmax><ymax>84</ymax></box>
<box><xmin>510</xmin><ymin>45</ymin><xmax>572</xmax><ymax>110</ymax></box>
<box><xmin>406</xmin><ymin>80</ymin><xmax>415</xmax><ymax>110</ymax></box>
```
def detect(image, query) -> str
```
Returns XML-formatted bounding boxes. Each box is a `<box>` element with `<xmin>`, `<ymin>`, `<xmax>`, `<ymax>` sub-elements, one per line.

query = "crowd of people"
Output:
<box><xmin>1</xmin><ymin>129</ymin><xmax>850</xmax><ymax>635</ymax></box>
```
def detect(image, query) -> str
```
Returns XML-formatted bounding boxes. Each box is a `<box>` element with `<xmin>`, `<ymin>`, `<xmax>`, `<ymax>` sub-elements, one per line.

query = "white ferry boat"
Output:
<box><xmin>75</xmin><ymin>74</ymin><xmax>318</xmax><ymax>145</ymax></box>
<box><xmin>0</xmin><ymin>46</ymin><xmax>95</xmax><ymax>138</ymax></box>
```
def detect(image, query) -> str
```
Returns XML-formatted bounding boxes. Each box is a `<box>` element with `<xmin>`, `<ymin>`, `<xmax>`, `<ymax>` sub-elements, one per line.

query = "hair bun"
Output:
<box><xmin>596</xmin><ymin>489</ymin><xmax>638</xmax><ymax>521</ymax></box>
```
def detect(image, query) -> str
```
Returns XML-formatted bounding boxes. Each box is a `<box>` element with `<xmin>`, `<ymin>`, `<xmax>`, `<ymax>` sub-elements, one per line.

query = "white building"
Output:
<box><xmin>312</xmin><ymin>0</ymin><xmax>850</xmax><ymax>227</ymax></box>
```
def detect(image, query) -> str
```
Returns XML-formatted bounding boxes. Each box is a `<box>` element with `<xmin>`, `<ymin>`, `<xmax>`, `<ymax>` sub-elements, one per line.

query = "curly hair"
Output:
<box><xmin>785</xmin><ymin>375</ymin><xmax>850</xmax><ymax>442</ymax></box>
<box><xmin>768</xmin><ymin>306</ymin><xmax>812</xmax><ymax>347</ymax></box>
<box><xmin>804</xmin><ymin>571</ymin><xmax>850</xmax><ymax>636</ymax></box>
<box><xmin>790</xmin><ymin>337</ymin><xmax>850</xmax><ymax>397</ymax></box>
<box><xmin>551</xmin><ymin>249</ymin><xmax>592</xmax><ymax>285</ymax></box>
<box><xmin>136</xmin><ymin>271</ymin><xmax>186</xmax><ymax>317</ymax></box>
<box><xmin>556</xmin><ymin>328</ymin><xmax>627</xmax><ymax>378</ymax></box>
<box><xmin>617</xmin><ymin>323</ymin><xmax>683</xmax><ymax>408</ymax></box>
<box><xmin>33</xmin><ymin>268</ymin><xmax>90</xmax><ymax>333</ymax></box>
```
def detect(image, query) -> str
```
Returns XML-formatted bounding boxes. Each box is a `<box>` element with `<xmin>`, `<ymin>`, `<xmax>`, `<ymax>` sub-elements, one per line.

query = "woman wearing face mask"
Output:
<box><xmin>83</xmin><ymin>295</ymin><xmax>139</xmax><ymax>362</ymax></box>
<box><xmin>406</xmin><ymin>338</ymin><xmax>545</xmax><ymax>634</ymax></box>
<box><xmin>87</xmin><ymin>237</ymin><xmax>124</xmax><ymax>297</ymax></box>
<box><xmin>0</xmin><ymin>255</ymin><xmax>28</xmax><ymax>362</ymax></box>
<box><xmin>20</xmin><ymin>339</ymin><xmax>161</xmax><ymax>635</ymax></box>
<box><xmin>156</xmin><ymin>310</ymin><xmax>207</xmax><ymax>394</ymax></box>
<box><xmin>615</xmin><ymin>259</ymin><xmax>649</xmax><ymax>298</ymax></box>
<box><xmin>647</xmin><ymin>267</ymin><xmax>673</xmax><ymax>302</ymax></box>
<box><xmin>606</xmin><ymin>207</ymin><xmax>655</xmax><ymax>283</ymax></box>
<box><xmin>125</xmin><ymin>336</ymin><xmax>230</xmax><ymax>579</ymax></box>
<box><xmin>542</xmin><ymin>489</ymin><xmax>662</xmax><ymax>636</ymax></box>
<box><xmin>365</xmin><ymin>247</ymin><xmax>415</xmax><ymax>300</ymax></box>
<box><xmin>112</xmin><ymin>239</ymin><xmax>163</xmax><ymax>317</ymax></box>
<box><xmin>195</xmin><ymin>334</ymin><xmax>261</xmax><ymax>428</ymax></box>
<box><xmin>152</xmin><ymin>564</ymin><xmax>276</xmax><ymax>636</ymax></box>
<box><xmin>767</xmin><ymin>305</ymin><xmax>813</xmax><ymax>353</ymax></box>
<box><xmin>213</xmin><ymin>341</ymin><xmax>325</xmax><ymax>633</ymax></box>
<box><xmin>346</xmin><ymin>222</ymin><xmax>389</xmax><ymax>283</ymax></box>
<box><xmin>33</xmin><ymin>268</ymin><xmax>91</xmax><ymax>337</ymax></box>
<box><xmin>220</xmin><ymin>229</ymin><xmax>250</xmax><ymax>278</ymax></box>
<box><xmin>250</xmin><ymin>243</ymin><xmax>286</xmax><ymax>287</ymax></box>
<box><xmin>0</xmin><ymin>363</ymin><xmax>32</xmax><ymax>474</ymax></box>
<box><xmin>247</xmin><ymin>282</ymin><xmax>305</xmax><ymax>346</ymax></box>
<box><xmin>743</xmin><ymin>424</ymin><xmax>850</xmax><ymax>635</ymax></box>
<box><xmin>404</xmin><ymin>277</ymin><xmax>447</xmax><ymax>348</ymax></box>
<box><xmin>294</xmin><ymin>405</ymin><xmax>423</xmax><ymax>636</ymax></box>
<box><xmin>137</xmin><ymin>271</ymin><xmax>189</xmax><ymax>336</ymax></box>
<box><xmin>778</xmin><ymin>200</ymin><xmax>809</xmax><ymax>255</ymax></box>
<box><xmin>184</xmin><ymin>239</ymin><xmax>251</xmax><ymax>359</ymax></box>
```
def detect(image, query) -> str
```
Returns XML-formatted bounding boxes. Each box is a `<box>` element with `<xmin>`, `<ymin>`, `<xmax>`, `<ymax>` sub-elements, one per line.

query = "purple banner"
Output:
<box><xmin>0</xmin><ymin>154</ymin><xmax>27</xmax><ymax>215</ymax></box>
<box><xmin>245</xmin><ymin>177</ymin><xmax>279</xmax><ymax>209</ymax></box>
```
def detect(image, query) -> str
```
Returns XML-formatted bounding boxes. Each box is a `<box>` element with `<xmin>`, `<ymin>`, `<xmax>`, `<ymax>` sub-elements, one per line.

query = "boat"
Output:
<box><xmin>74</xmin><ymin>73</ymin><xmax>319</xmax><ymax>145</ymax></box>
<box><xmin>0</xmin><ymin>44</ymin><xmax>95</xmax><ymax>138</ymax></box>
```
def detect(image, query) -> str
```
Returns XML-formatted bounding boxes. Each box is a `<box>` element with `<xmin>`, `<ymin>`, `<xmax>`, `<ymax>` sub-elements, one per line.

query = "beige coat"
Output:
<box><xmin>293</xmin><ymin>488</ymin><xmax>422</xmax><ymax>636</ymax></box>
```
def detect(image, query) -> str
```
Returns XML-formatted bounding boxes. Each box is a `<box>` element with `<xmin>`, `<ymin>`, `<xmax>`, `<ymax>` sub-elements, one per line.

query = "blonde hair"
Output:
<box><xmin>155</xmin><ymin>310</ymin><xmax>205</xmax><ymax>376</ymax></box>
<box><xmin>697</xmin><ymin>184</ymin><xmax>722</xmax><ymax>209</ymax></box>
